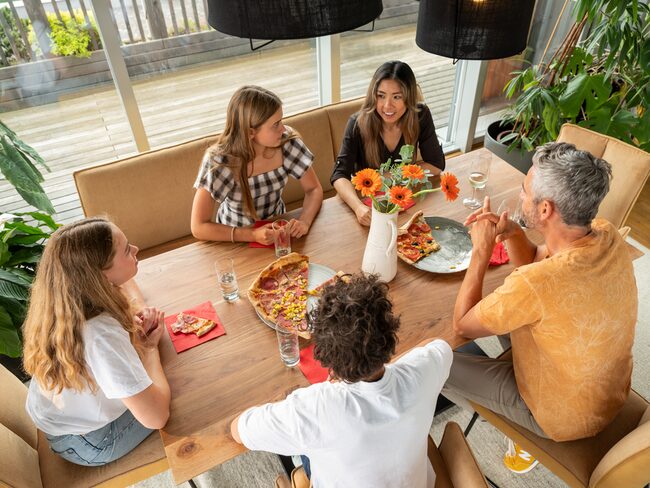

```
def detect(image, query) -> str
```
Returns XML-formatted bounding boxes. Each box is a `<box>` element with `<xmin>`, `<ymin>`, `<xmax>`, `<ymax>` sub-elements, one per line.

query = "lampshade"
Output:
<box><xmin>208</xmin><ymin>0</ymin><xmax>383</xmax><ymax>40</ymax></box>
<box><xmin>416</xmin><ymin>0</ymin><xmax>536</xmax><ymax>60</ymax></box>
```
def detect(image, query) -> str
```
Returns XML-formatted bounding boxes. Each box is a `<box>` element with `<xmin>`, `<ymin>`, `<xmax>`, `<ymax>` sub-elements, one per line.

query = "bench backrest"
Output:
<box><xmin>74</xmin><ymin>99</ymin><xmax>362</xmax><ymax>253</ymax></box>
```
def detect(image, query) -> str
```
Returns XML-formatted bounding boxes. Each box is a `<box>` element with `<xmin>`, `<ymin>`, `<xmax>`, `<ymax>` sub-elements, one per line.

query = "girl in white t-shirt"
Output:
<box><xmin>23</xmin><ymin>217</ymin><xmax>171</xmax><ymax>466</ymax></box>
<box><xmin>191</xmin><ymin>85</ymin><xmax>323</xmax><ymax>245</ymax></box>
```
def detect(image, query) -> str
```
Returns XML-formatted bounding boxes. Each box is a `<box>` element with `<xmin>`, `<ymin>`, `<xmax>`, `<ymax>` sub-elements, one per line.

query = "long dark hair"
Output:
<box><xmin>357</xmin><ymin>61</ymin><xmax>422</xmax><ymax>166</ymax></box>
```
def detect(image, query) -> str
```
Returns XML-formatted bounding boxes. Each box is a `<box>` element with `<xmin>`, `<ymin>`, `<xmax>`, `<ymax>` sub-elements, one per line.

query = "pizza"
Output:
<box><xmin>248</xmin><ymin>253</ymin><xmax>311</xmax><ymax>338</ymax></box>
<box><xmin>307</xmin><ymin>271</ymin><xmax>349</xmax><ymax>297</ymax></box>
<box><xmin>397</xmin><ymin>210</ymin><xmax>441</xmax><ymax>264</ymax></box>
<box><xmin>171</xmin><ymin>313</ymin><xmax>216</xmax><ymax>337</ymax></box>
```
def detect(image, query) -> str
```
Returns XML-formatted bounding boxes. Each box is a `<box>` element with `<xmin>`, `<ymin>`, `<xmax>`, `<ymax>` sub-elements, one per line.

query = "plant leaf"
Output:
<box><xmin>0</xmin><ymin>268</ymin><xmax>32</xmax><ymax>287</ymax></box>
<box><xmin>0</xmin><ymin>307</ymin><xmax>22</xmax><ymax>358</ymax></box>
<box><xmin>0</xmin><ymin>278</ymin><xmax>29</xmax><ymax>301</ymax></box>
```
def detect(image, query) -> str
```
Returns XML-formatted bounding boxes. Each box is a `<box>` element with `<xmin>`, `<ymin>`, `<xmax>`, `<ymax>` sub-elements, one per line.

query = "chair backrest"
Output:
<box><xmin>436</xmin><ymin>422</ymin><xmax>488</xmax><ymax>488</ymax></box>
<box><xmin>556</xmin><ymin>124</ymin><xmax>650</xmax><ymax>229</ymax></box>
<box><xmin>0</xmin><ymin>364</ymin><xmax>44</xmax><ymax>488</ymax></box>
<box><xmin>589</xmin><ymin>406</ymin><xmax>650</xmax><ymax>488</ymax></box>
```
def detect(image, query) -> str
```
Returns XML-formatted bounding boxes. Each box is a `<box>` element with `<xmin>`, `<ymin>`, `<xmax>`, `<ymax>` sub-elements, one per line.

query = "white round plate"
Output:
<box><xmin>410</xmin><ymin>216</ymin><xmax>473</xmax><ymax>273</ymax></box>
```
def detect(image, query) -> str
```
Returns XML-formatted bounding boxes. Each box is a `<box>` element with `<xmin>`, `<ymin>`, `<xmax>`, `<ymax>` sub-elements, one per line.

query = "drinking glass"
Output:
<box><xmin>497</xmin><ymin>197</ymin><xmax>525</xmax><ymax>228</ymax></box>
<box><xmin>215</xmin><ymin>258</ymin><xmax>239</xmax><ymax>302</ymax></box>
<box><xmin>276</xmin><ymin>325</ymin><xmax>300</xmax><ymax>367</ymax></box>
<box><xmin>463</xmin><ymin>153</ymin><xmax>492</xmax><ymax>209</ymax></box>
<box><xmin>273</xmin><ymin>219</ymin><xmax>291</xmax><ymax>257</ymax></box>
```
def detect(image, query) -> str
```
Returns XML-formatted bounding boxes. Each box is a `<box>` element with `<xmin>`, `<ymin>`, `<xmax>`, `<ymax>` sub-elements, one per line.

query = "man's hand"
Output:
<box><xmin>468</xmin><ymin>196</ymin><xmax>499</xmax><ymax>260</ymax></box>
<box><xmin>354</xmin><ymin>204</ymin><xmax>371</xmax><ymax>226</ymax></box>
<box><xmin>466</xmin><ymin>207</ymin><xmax>521</xmax><ymax>244</ymax></box>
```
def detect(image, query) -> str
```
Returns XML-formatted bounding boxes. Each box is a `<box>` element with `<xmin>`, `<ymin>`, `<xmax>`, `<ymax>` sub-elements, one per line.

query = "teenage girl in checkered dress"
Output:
<box><xmin>191</xmin><ymin>86</ymin><xmax>323</xmax><ymax>245</ymax></box>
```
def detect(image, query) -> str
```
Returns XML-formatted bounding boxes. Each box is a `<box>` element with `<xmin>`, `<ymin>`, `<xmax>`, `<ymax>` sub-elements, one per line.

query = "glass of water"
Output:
<box><xmin>272</xmin><ymin>219</ymin><xmax>291</xmax><ymax>258</ymax></box>
<box><xmin>215</xmin><ymin>258</ymin><xmax>239</xmax><ymax>302</ymax></box>
<box><xmin>276</xmin><ymin>324</ymin><xmax>300</xmax><ymax>367</ymax></box>
<box><xmin>463</xmin><ymin>152</ymin><xmax>492</xmax><ymax>209</ymax></box>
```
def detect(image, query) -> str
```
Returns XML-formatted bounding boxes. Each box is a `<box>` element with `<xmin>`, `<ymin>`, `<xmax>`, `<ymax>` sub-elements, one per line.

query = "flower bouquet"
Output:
<box><xmin>351</xmin><ymin>145</ymin><xmax>459</xmax><ymax>213</ymax></box>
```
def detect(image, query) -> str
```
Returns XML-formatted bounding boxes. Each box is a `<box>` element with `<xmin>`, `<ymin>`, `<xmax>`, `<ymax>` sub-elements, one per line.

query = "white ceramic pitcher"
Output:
<box><xmin>361</xmin><ymin>205</ymin><xmax>398</xmax><ymax>282</ymax></box>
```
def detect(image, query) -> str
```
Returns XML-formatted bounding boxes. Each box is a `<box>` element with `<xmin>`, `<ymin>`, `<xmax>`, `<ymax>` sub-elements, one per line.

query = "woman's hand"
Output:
<box><xmin>252</xmin><ymin>223</ymin><xmax>274</xmax><ymax>245</ymax></box>
<box><xmin>354</xmin><ymin>204</ymin><xmax>371</xmax><ymax>226</ymax></box>
<box><xmin>136</xmin><ymin>307</ymin><xmax>165</xmax><ymax>348</ymax></box>
<box><xmin>288</xmin><ymin>219</ymin><xmax>310</xmax><ymax>238</ymax></box>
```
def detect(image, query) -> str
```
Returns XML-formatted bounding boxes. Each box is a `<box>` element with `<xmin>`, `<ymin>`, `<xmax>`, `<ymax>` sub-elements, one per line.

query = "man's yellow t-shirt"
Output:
<box><xmin>475</xmin><ymin>219</ymin><xmax>637</xmax><ymax>441</ymax></box>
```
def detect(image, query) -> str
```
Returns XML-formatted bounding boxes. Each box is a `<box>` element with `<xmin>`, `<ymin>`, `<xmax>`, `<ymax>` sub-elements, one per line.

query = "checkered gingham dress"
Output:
<box><xmin>194</xmin><ymin>136</ymin><xmax>314</xmax><ymax>227</ymax></box>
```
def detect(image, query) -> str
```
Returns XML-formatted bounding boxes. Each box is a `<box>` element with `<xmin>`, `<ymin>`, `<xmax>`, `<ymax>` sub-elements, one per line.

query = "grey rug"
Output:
<box><xmin>133</xmin><ymin>237</ymin><xmax>650</xmax><ymax>488</ymax></box>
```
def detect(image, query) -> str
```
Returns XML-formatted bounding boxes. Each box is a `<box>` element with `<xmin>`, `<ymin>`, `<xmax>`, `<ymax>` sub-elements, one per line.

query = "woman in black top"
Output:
<box><xmin>331</xmin><ymin>61</ymin><xmax>445</xmax><ymax>226</ymax></box>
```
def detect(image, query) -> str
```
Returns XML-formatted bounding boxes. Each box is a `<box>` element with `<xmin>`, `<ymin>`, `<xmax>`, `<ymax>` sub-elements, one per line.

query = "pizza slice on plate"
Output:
<box><xmin>248</xmin><ymin>253</ymin><xmax>311</xmax><ymax>338</ymax></box>
<box><xmin>397</xmin><ymin>210</ymin><xmax>441</xmax><ymax>264</ymax></box>
<box><xmin>307</xmin><ymin>271</ymin><xmax>349</xmax><ymax>297</ymax></box>
<box><xmin>171</xmin><ymin>313</ymin><xmax>217</xmax><ymax>337</ymax></box>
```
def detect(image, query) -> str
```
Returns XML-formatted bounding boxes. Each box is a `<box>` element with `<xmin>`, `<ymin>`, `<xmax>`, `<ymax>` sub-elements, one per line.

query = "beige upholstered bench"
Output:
<box><xmin>74</xmin><ymin>99</ymin><xmax>363</xmax><ymax>258</ymax></box>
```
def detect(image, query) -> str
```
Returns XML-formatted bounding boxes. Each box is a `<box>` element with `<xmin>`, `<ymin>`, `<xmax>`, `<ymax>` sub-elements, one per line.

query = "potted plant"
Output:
<box><xmin>486</xmin><ymin>0</ymin><xmax>650</xmax><ymax>173</ymax></box>
<box><xmin>0</xmin><ymin>121</ymin><xmax>58</xmax><ymax>381</ymax></box>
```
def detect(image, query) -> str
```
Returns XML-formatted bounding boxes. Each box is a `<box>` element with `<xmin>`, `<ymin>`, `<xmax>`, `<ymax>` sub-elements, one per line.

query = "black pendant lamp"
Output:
<box><xmin>208</xmin><ymin>0</ymin><xmax>383</xmax><ymax>41</ymax></box>
<box><xmin>416</xmin><ymin>0</ymin><xmax>536</xmax><ymax>60</ymax></box>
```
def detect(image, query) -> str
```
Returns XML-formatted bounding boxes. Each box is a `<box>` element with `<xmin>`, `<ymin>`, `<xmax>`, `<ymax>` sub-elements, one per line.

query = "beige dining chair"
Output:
<box><xmin>556</xmin><ymin>123</ymin><xmax>650</xmax><ymax>230</ymax></box>
<box><xmin>464</xmin><ymin>350</ymin><xmax>650</xmax><ymax>488</ymax></box>
<box><xmin>0</xmin><ymin>363</ymin><xmax>169</xmax><ymax>488</ymax></box>
<box><xmin>274</xmin><ymin>422</ymin><xmax>488</xmax><ymax>488</ymax></box>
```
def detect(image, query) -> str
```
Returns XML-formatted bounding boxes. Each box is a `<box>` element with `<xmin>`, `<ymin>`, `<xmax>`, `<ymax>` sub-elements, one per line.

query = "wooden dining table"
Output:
<box><xmin>135</xmin><ymin>148</ymin><xmax>527</xmax><ymax>484</ymax></box>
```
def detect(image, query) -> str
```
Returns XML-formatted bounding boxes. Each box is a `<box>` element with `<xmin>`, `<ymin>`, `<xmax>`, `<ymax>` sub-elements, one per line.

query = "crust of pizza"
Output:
<box><xmin>398</xmin><ymin>210</ymin><xmax>425</xmax><ymax>236</ymax></box>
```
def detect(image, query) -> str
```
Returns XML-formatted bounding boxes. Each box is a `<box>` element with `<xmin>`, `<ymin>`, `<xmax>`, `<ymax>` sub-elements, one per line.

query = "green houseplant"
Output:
<box><xmin>490</xmin><ymin>0</ymin><xmax>650</xmax><ymax>170</ymax></box>
<box><xmin>0</xmin><ymin>121</ymin><xmax>58</xmax><ymax>373</ymax></box>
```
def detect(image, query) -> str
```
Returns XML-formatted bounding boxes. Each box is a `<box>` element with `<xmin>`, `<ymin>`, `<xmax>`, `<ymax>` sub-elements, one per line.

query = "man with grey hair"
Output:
<box><xmin>443</xmin><ymin>142</ymin><xmax>637</xmax><ymax>473</ymax></box>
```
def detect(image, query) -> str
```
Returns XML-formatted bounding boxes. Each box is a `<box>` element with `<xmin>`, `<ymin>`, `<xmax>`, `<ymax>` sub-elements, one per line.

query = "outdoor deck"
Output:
<box><xmin>1</xmin><ymin>25</ymin><xmax>457</xmax><ymax>223</ymax></box>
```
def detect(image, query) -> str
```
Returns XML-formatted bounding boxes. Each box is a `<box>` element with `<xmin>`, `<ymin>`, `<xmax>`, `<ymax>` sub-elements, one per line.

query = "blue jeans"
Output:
<box><xmin>46</xmin><ymin>409</ymin><xmax>154</xmax><ymax>466</ymax></box>
<box><xmin>300</xmin><ymin>454</ymin><xmax>311</xmax><ymax>479</ymax></box>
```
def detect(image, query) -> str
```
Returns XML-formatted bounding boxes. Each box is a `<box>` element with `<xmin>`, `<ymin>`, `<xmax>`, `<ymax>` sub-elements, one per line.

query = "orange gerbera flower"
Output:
<box><xmin>351</xmin><ymin>168</ymin><xmax>382</xmax><ymax>197</ymax></box>
<box><xmin>389</xmin><ymin>186</ymin><xmax>414</xmax><ymax>208</ymax></box>
<box><xmin>440</xmin><ymin>172</ymin><xmax>460</xmax><ymax>202</ymax></box>
<box><xmin>401</xmin><ymin>164</ymin><xmax>425</xmax><ymax>181</ymax></box>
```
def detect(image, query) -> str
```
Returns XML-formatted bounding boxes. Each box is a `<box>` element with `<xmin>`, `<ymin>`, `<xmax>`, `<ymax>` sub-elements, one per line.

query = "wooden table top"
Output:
<box><xmin>135</xmin><ymin>148</ymin><xmax>527</xmax><ymax>483</ymax></box>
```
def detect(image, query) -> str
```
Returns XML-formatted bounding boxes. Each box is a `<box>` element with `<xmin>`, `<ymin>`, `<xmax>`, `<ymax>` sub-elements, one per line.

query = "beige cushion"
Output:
<box><xmin>74</xmin><ymin>135</ymin><xmax>217</xmax><ymax>251</ymax></box>
<box><xmin>0</xmin><ymin>364</ymin><xmax>37</xmax><ymax>449</ymax></box>
<box><xmin>38</xmin><ymin>430</ymin><xmax>167</xmax><ymax>488</ymax></box>
<box><xmin>325</xmin><ymin>98</ymin><xmax>364</xmax><ymax>157</ymax></box>
<box><xmin>589</xmin><ymin>406</ymin><xmax>650</xmax><ymax>488</ymax></box>
<box><xmin>556</xmin><ymin>124</ymin><xmax>650</xmax><ymax>229</ymax></box>
<box><xmin>0</xmin><ymin>424</ymin><xmax>43</xmax><ymax>488</ymax></box>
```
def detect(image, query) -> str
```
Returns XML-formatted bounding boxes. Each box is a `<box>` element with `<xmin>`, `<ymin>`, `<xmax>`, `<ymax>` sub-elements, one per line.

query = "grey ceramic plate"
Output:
<box><xmin>255</xmin><ymin>263</ymin><xmax>335</xmax><ymax>331</ymax></box>
<box><xmin>411</xmin><ymin>217</ymin><xmax>473</xmax><ymax>273</ymax></box>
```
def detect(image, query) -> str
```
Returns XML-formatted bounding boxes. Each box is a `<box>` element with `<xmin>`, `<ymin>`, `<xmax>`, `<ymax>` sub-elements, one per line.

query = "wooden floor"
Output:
<box><xmin>0</xmin><ymin>25</ymin><xmax>456</xmax><ymax>223</ymax></box>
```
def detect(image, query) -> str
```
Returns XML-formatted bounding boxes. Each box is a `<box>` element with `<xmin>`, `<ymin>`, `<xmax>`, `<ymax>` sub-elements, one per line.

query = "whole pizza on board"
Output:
<box><xmin>397</xmin><ymin>210</ymin><xmax>441</xmax><ymax>264</ymax></box>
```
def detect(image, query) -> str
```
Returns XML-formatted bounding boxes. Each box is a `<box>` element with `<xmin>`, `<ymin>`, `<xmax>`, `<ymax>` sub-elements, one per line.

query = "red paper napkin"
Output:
<box><xmin>490</xmin><ymin>241</ymin><xmax>510</xmax><ymax>266</ymax></box>
<box><xmin>248</xmin><ymin>220</ymin><xmax>274</xmax><ymax>248</ymax></box>
<box><xmin>164</xmin><ymin>301</ymin><xmax>226</xmax><ymax>353</ymax></box>
<box><xmin>362</xmin><ymin>191</ymin><xmax>415</xmax><ymax>212</ymax></box>
<box><xmin>298</xmin><ymin>343</ymin><xmax>329</xmax><ymax>384</ymax></box>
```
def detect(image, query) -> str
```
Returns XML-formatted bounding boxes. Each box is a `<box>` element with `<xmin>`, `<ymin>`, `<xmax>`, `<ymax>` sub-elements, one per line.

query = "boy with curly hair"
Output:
<box><xmin>231</xmin><ymin>273</ymin><xmax>452</xmax><ymax>487</ymax></box>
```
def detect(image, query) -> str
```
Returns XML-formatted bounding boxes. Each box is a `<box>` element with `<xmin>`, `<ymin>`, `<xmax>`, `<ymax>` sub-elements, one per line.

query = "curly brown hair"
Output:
<box><xmin>310</xmin><ymin>273</ymin><xmax>400</xmax><ymax>383</ymax></box>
